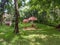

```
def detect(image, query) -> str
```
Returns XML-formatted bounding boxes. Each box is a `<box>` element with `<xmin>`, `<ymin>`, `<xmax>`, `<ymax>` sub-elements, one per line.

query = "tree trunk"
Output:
<box><xmin>14</xmin><ymin>0</ymin><xmax>19</xmax><ymax>34</ymax></box>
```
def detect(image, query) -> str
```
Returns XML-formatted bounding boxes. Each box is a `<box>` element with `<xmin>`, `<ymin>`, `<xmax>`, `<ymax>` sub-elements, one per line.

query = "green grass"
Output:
<box><xmin>0</xmin><ymin>23</ymin><xmax>60</xmax><ymax>45</ymax></box>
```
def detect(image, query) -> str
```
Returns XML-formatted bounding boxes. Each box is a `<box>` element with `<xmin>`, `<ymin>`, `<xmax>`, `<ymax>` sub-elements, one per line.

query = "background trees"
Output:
<box><xmin>0</xmin><ymin>0</ymin><xmax>60</xmax><ymax>33</ymax></box>
<box><xmin>22</xmin><ymin>0</ymin><xmax>60</xmax><ymax>26</ymax></box>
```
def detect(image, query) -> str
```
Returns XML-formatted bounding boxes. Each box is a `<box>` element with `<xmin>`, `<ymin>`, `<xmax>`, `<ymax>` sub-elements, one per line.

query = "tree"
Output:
<box><xmin>14</xmin><ymin>0</ymin><xmax>20</xmax><ymax>34</ymax></box>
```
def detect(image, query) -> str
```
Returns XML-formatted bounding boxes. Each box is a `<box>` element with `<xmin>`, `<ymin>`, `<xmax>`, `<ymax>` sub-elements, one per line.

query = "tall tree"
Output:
<box><xmin>14</xmin><ymin>0</ymin><xmax>20</xmax><ymax>34</ymax></box>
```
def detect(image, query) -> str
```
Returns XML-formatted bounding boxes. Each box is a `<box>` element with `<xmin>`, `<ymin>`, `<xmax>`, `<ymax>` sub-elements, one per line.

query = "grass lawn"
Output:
<box><xmin>0</xmin><ymin>23</ymin><xmax>60</xmax><ymax>45</ymax></box>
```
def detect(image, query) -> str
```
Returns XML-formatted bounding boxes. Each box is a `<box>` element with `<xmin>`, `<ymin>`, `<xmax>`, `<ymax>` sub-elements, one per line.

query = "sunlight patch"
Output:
<box><xmin>11</xmin><ymin>35</ymin><xmax>19</xmax><ymax>43</ymax></box>
<box><xmin>0</xmin><ymin>39</ymin><xmax>4</xmax><ymax>42</ymax></box>
<box><xmin>2</xmin><ymin>41</ymin><xmax>7</xmax><ymax>45</ymax></box>
<box><xmin>0</xmin><ymin>32</ymin><xmax>5</xmax><ymax>35</ymax></box>
<box><xmin>52</xmin><ymin>34</ymin><xmax>60</xmax><ymax>37</ymax></box>
<box><xmin>30</xmin><ymin>42</ymin><xmax>42</xmax><ymax>45</ymax></box>
<box><xmin>40</xmin><ymin>34</ymin><xmax>47</xmax><ymax>39</ymax></box>
<box><xmin>22</xmin><ymin>34</ymin><xmax>47</xmax><ymax>39</ymax></box>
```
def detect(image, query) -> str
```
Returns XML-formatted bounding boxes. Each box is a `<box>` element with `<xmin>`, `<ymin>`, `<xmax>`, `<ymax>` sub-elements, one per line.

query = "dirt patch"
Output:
<box><xmin>23</xmin><ymin>27</ymin><xmax>41</xmax><ymax>30</ymax></box>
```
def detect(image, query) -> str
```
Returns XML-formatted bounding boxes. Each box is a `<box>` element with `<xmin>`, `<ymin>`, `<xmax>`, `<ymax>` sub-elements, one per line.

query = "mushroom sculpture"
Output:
<box><xmin>5</xmin><ymin>21</ymin><xmax>12</xmax><ymax>26</ymax></box>
<box><xmin>23</xmin><ymin>19</ymin><xmax>29</xmax><ymax>29</ymax></box>
<box><xmin>28</xmin><ymin>16</ymin><xmax>37</xmax><ymax>27</ymax></box>
<box><xmin>23</xmin><ymin>19</ymin><xmax>29</xmax><ymax>23</ymax></box>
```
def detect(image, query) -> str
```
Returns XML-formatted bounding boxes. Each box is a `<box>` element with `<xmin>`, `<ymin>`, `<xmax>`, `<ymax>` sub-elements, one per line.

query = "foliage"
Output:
<box><xmin>22</xmin><ymin>0</ymin><xmax>60</xmax><ymax>26</ymax></box>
